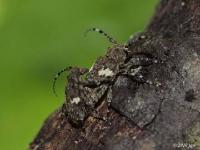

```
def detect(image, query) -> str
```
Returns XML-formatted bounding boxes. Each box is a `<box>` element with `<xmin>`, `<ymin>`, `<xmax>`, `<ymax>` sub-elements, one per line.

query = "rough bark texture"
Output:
<box><xmin>30</xmin><ymin>0</ymin><xmax>200</xmax><ymax>149</ymax></box>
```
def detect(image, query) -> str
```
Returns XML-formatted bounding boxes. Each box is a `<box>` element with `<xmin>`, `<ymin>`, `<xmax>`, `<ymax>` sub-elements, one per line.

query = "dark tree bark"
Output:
<box><xmin>29</xmin><ymin>0</ymin><xmax>200</xmax><ymax>149</ymax></box>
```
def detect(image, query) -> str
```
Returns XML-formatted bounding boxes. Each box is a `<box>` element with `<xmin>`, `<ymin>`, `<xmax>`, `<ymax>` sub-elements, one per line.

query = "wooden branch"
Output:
<box><xmin>30</xmin><ymin>0</ymin><xmax>200</xmax><ymax>149</ymax></box>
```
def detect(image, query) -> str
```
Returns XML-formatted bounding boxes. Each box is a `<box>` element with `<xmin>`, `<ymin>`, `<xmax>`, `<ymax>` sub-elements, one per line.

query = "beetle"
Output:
<box><xmin>53</xmin><ymin>28</ymin><xmax>158</xmax><ymax>127</ymax></box>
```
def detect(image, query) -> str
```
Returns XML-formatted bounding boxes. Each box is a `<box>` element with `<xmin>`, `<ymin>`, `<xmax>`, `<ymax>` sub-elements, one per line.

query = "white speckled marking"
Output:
<box><xmin>130</xmin><ymin>66</ymin><xmax>142</xmax><ymax>76</ymax></box>
<box><xmin>146</xmin><ymin>80</ymin><xmax>153</xmax><ymax>85</ymax></box>
<box><xmin>140</xmin><ymin>35</ymin><xmax>146</xmax><ymax>39</ymax></box>
<box><xmin>124</xmin><ymin>47</ymin><xmax>128</xmax><ymax>50</ymax></box>
<box><xmin>71</xmin><ymin>97</ymin><xmax>81</xmax><ymax>104</ymax></box>
<box><xmin>181</xmin><ymin>2</ymin><xmax>185</xmax><ymax>6</ymax></box>
<box><xmin>95</xmin><ymin>28</ymin><xmax>100</xmax><ymax>32</ymax></box>
<box><xmin>154</xmin><ymin>60</ymin><xmax>158</xmax><ymax>63</ymax></box>
<box><xmin>139</xmin><ymin>75</ymin><xmax>143</xmax><ymax>78</ymax></box>
<box><xmin>98</xmin><ymin>68</ymin><xmax>114</xmax><ymax>77</ymax></box>
<box><xmin>156</xmin><ymin>82</ymin><xmax>162</xmax><ymax>87</ymax></box>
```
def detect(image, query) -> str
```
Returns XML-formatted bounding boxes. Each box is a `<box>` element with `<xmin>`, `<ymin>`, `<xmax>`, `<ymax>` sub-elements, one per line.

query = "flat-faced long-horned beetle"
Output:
<box><xmin>53</xmin><ymin>28</ymin><xmax>159</xmax><ymax>127</ymax></box>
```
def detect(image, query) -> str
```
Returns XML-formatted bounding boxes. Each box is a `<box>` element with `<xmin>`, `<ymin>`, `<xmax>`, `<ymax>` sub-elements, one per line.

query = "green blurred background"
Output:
<box><xmin>0</xmin><ymin>0</ymin><xmax>158</xmax><ymax>149</ymax></box>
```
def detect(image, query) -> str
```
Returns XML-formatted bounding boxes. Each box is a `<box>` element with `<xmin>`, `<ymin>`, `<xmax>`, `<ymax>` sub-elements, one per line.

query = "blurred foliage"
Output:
<box><xmin>0</xmin><ymin>0</ymin><xmax>158</xmax><ymax>149</ymax></box>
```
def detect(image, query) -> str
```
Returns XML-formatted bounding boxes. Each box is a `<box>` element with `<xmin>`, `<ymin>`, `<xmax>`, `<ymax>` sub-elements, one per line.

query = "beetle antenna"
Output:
<box><xmin>84</xmin><ymin>27</ymin><xmax>118</xmax><ymax>44</ymax></box>
<box><xmin>52</xmin><ymin>66</ymin><xmax>72</xmax><ymax>97</ymax></box>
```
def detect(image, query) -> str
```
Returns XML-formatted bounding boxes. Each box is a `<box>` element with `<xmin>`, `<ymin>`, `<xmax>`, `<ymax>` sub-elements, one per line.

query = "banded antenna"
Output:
<box><xmin>84</xmin><ymin>27</ymin><xmax>118</xmax><ymax>44</ymax></box>
<box><xmin>52</xmin><ymin>66</ymin><xmax>72</xmax><ymax>97</ymax></box>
